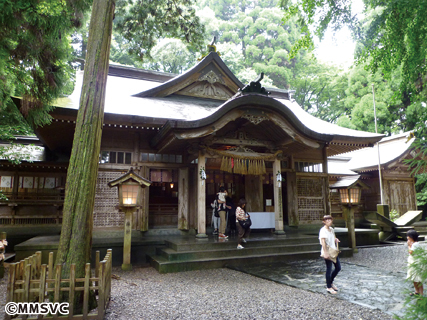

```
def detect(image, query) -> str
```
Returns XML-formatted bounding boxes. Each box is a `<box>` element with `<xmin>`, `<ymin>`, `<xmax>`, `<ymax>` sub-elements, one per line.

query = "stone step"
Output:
<box><xmin>165</xmin><ymin>236</ymin><xmax>319</xmax><ymax>252</ymax></box>
<box><xmin>157</xmin><ymin>242</ymin><xmax>321</xmax><ymax>261</ymax></box>
<box><xmin>149</xmin><ymin>248</ymin><xmax>353</xmax><ymax>274</ymax></box>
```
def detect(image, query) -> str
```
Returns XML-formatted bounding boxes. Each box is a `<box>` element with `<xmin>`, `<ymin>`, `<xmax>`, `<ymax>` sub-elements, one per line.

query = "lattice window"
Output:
<box><xmin>94</xmin><ymin>171</ymin><xmax>124</xmax><ymax>227</ymax></box>
<box><xmin>297</xmin><ymin>177</ymin><xmax>325</xmax><ymax>222</ymax></box>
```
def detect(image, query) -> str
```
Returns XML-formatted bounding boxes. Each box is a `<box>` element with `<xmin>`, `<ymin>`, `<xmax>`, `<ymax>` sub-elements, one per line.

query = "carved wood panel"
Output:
<box><xmin>297</xmin><ymin>176</ymin><xmax>325</xmax><ymax>222</ymax></box>
<box><xmin>94</xmin><ymin>171</ymin><xmax>124</xmax><ymax>227</ymax></box>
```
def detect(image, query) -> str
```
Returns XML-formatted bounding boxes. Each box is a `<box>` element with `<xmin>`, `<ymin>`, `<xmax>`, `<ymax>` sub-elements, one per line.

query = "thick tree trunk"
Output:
<box><xmin>55</xmin><ymin>0</ymin><xmax>115</xmax><ymax>308</ymax></box>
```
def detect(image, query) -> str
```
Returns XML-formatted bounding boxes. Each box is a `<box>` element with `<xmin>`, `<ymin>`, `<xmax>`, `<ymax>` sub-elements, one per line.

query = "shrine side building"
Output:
<box><xmin>0</xmin><ymin>52</ymin><xmax>419</xmax><ymax>234</ymax></box>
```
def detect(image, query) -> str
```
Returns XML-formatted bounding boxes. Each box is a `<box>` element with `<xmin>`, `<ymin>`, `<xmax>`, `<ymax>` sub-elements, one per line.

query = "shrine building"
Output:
<box><xmin>0</xmin><ymin>51</ymin><xmax>420</xmax><ymax>236</ymax></box>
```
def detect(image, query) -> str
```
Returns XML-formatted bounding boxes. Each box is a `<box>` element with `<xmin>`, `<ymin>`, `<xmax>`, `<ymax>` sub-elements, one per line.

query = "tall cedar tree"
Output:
<box><xmin>55</xmin><ymin>0</ymin><xmax>115</xmax><ymax>311</ymax></box>
<box><xmin>54</xmin><ymin>0</ymin><xmax>204</xmax><ymax>310</ymax></box>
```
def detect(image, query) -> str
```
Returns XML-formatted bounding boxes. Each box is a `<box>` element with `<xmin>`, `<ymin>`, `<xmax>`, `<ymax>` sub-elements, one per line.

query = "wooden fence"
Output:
<box><xmin>5</xmin><ymin>249</ymin><xmax>112</xmax><ymax>320</ymax></box>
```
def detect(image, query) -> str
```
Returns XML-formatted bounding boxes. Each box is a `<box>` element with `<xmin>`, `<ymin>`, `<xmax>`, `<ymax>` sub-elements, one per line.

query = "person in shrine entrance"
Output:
<box><xmin>236</xmin><ymin>198</ymin><xmax>251</xmax><ymax>249</ymax></box>
<box><xmin>216</xmin><ymin>186</ymin><xmax>228</xmax><ymax>239</ymax></box>
<box><xmin>211</xmin><ymin>199</ymin><xmax>220</xmax><ymax>235</ymax></box>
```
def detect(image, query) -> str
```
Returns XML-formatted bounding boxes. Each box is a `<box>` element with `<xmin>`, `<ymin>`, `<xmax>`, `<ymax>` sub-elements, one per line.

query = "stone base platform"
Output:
<box><xmin>7</xmin><ymin>227</ymin><xmax>382</xmax><ymax>272</ymax></box>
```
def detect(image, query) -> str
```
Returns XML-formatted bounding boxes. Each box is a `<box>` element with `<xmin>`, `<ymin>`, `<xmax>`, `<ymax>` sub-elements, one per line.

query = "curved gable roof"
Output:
<box><xmin>151</xmin><ymin>94</ymin><xmax>384</xmax><ymax>156</ymax></box>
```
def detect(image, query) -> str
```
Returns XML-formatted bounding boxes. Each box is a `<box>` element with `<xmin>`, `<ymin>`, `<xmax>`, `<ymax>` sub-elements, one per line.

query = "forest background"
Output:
<box><xmin>1</xmin><ymin>0</ymin><xmax>427</xmax><ymax>205</ymax></box>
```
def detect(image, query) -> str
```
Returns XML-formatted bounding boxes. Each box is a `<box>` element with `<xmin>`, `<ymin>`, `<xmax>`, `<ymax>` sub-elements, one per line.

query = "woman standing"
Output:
<box><xmin>236</xmin><ymin>198</ymin><xmax>250</xmax><ymax>249</ymax></box>
<box><xmin>319</xmin><ymin>215</ymin><xmax>341</xmax><ymax>294</ymax></box>
<box><xmin>216</xmin><ymin>186</ymin><xmax>228</xmax><ymax>239</ymax></box>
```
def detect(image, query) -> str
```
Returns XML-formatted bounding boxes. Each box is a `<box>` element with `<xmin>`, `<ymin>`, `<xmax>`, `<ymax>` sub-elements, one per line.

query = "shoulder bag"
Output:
<box><xmin>321</xmin><ymin>232</ymin><xmax>341</xmax><ymax>263</ymax></box>
<box><xmin>239</xmin><ymin>213</ymin><xmax>252</xmax><ymax>229</ymax></box>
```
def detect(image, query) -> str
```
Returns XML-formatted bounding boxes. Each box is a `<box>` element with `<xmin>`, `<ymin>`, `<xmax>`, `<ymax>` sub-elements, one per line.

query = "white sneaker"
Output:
<box><xmin>326</xmin><ymin>288</ymin><xmax>337</xmax><ymax>294</ymax></box>
<box><xmin>237</xmin><ymin>244</ymin><xmax>244</xmax><ymax>249</ymax></box>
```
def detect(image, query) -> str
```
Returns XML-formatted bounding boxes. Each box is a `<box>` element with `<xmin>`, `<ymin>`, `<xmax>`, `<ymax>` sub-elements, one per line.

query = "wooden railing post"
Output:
<box><xmin>97</xmin><ymin>261</ymin><xmax>105</xmax><ymax>320</ymax></box>
<box><xmin>68</xmin><ymin>264</ymin><xmax>76</xmax><ymax>319</ymax></box>
<box><xmin>39</xmin><ymin>264</ymin><xmax>47</xmax><ymax>302</ymax></box>
<box><xmin>53</xmin><ymin>264</ymin><xmax>62</xmax><ymax>320</ymax></box>
<box><xmin>95</xmin><ymin>251</ymin><xmax>100</xmax><ymax>279</ymax></box>
<box><xmin>22</xmin><ymin>264</ymin><xmax>32</xmax><ymax>320</ymax></box>
<box><xmin>5</xmin><ymin>263</ymin><xmax>16</xmax><ymax>320</ymax></box>
<box><xmin>82</xmin><ymin>263</ymin><xmax>91</xmax><ymax>317</ymax></box>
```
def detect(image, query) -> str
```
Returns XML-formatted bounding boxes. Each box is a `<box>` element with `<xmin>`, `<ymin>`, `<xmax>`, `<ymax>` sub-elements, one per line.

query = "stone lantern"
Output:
<box><xmin>330</xmin><ymin>176</ymin><xmax>369</xmax><ymax>253</ymax></box>
<box><xmin>108</xmin><ymin>168</ymin><xmax>151</xmax><ymax>270</ymax></box>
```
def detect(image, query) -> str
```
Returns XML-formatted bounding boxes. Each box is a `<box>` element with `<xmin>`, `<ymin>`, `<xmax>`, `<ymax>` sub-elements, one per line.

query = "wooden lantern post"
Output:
<box><xmin>330</xmin><ymin>177</ymin><xmax>369</xmax><ymax>253</ymax></box>
<box><xmin>108</xmin><ymin>168</ymin><xmax>151</xmax><ymax>270</ymax></box>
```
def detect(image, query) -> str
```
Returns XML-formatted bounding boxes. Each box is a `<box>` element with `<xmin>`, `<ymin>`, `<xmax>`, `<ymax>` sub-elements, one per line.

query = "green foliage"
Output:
<box><xmin>197</xmin><ymin>0</ymin><xmax>279</xmax><ymax>21</ymax></box>
<box><xmin>141</xmin><ymin>39</ymin><xmax>198</xmax><ymax>74</ymax></box>
<box><xmin>0</xmin><ymin>143</ymin><xmax>41</xmax><ymax>165</ymax></box>
<box><xmin>280</xmin><ymin>0</ymin><xmax>427</xmax><ymax>104</ymax></box>
<box><xmin>360</xmin><ymin>0</ymin><xmax>427</xmax><ymax>101</ymax></box>
<box><xmin>0</xmin><ymin>0</ymin><xmax>91</xmax><ymax>130</ymax></box>
<box><xmin>398</xmin><ymin>246</ymin><xmax>427</xmax><ymax>320</ymax></box>
<box><xmin>405</xmin><ymin>139</ymin><xmax>427</xmax><ymax>176</ymax></box>
<box><xmin>339</xmin><ymin>62</ymin><xmax>401</xmax><ymax>134</ymax></box>
<box><xmin>414</xmin><ymin>173</ymin><xmax>427</xmax><ymax>207</ymax></box>
<box><xmin>291</xmin><ymin>55</ymin><xmax>347</xmax><ymax>121</ymax></box>
<box><xmin>280</xmin><ymin>0</ymin><xmax>357</xmax><ymax>54</ymax></box>
<box><xmin>389</xmin><ymin>209</ymin><xmax>400</xmax><ymax>222</ymax></box>
<box><xmin>0</xmin><ymin>0</ymin><xmax>91</xmax><ymax>167</ymax></box>
<box><xmin>211</xmin><ymin>5</ymin><xmax>311</xmax><ymax>89</ymax></box>
<box><xmin>114</xmin><ymin>0</ymin><xmax>205</xmax><ymax>62</ymax></box>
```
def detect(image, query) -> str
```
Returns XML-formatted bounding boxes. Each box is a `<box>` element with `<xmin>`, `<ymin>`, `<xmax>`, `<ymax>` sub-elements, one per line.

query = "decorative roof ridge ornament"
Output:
<box><xmin>239</xmin><ymin>73</ymin><xmax>270</xmax><ymax>96</ymax></box>
<box><xmin>198</xmin><ymin>37</ymin><xmax>221</xmax><ymax>61</ymax></box>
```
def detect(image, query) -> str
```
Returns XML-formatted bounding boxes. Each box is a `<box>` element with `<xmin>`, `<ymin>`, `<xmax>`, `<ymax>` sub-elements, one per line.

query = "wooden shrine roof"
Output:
<box><xmin>328</xmin><ymin>132</ymin><xmax>416</xmax><ymax>174</ymax></box>
<box><xmin>15</xmin><ymin>52</ymin><xmax>384</xmax><ymax>157</ymax></box>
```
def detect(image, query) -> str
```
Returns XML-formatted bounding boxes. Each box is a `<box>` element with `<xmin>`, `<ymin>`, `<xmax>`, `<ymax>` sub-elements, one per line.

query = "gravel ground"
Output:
<box><xmin>1</xmin><ymin>242</ymin><xmax>426</xmax><ymax>320</ymax></box>
<box><xmin>340</xmin><ymin>242</ymin><xmax>425</xmax><ymax>273</ymax></box>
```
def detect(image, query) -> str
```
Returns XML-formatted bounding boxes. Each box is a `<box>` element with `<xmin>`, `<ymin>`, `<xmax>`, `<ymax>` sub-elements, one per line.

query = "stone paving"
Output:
<box><xmin>231</xmin><ymin>258</ymin><xmax>412</xmax><ymax>317</ymax></box>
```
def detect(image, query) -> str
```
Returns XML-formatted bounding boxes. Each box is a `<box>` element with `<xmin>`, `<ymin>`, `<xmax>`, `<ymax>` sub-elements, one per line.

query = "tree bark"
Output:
<box><xmin>55</xmin><ymin>0</ymin><xmax>115</xmax><ymax>308</ymax></box>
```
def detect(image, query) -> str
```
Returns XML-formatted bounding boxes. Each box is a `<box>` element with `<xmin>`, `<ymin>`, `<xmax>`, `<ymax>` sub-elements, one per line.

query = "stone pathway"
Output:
<box><xmin>230</xmin><ymin>259</ymin><xmax>412</xmax><ymax>317</ymax></box>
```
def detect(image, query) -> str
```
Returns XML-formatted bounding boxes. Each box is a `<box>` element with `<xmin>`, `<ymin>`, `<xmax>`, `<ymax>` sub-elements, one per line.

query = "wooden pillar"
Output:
<box><xmin>12</xmin><ymin>172</ymin><xmax>19</xmax><ymax>198</ymax></box>
<box><xmin>178</xmin><ymin>167</ymin><xmax>189</xmax><ymax>230</ymax></box>
<box><xmin>189</xmin><ymin>166</ymin><xmax>197</xmax><ymax>230</ymax></box>
<box><xmin>323</xmin><ymin>146</ymin><xmax>331</xmax><ymax>216</ymax></box>
<box><xmin>245</xmin><ymin>175</ymin><xmax>263</xmax><ymax>212</ymax></box>
<box><xmin>139</xmin><ymin>166</ymin><xmax>149</xmax><ymax>231</ymax></box>
<box><xmin>286</xmin><ymin>171</ymin><xmax>298</xmax><ymax>226</ymax></box>
<box><xmin>343</xmin><ymin>205</ymin><xmax>358</xmax><ymax>253</ymax></box>
<box><xmin>273</xmin><ymin>159</ymin><xmax>285</xmax><ymax>234</ymax></box>
<box><xmin>122</xmin><ymin>208</ymin><xmax>134</xmax><ymax>271</ymax></box>
<box><xmin>196</xmin><ymin>151</ymin><xmax>207</xmax><ymax>238</ymax></box>
<box><xmin>133</xmin><ymin>132</ymin><xmax>140</xmax><ymax>166</ymax></box>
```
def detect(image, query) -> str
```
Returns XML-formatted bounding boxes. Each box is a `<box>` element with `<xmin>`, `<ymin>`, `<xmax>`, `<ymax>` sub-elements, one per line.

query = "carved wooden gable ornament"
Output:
<box><xmin>176</xmin><ymin>68</ymin><xmax>234</xmax><ymax>100</ymax></box>
<box><xmin>132</xmin><ymin>52</ymin><xmax>242</xmax><ymax>100</ymax></box>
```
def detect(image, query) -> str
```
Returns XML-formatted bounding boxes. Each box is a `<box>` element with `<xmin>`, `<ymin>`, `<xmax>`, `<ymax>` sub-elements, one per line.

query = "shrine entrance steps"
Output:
<box><xmin>148</xmin><ymin>233</ymin><xmax>353</xmax><ymax>273</ymax></box>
